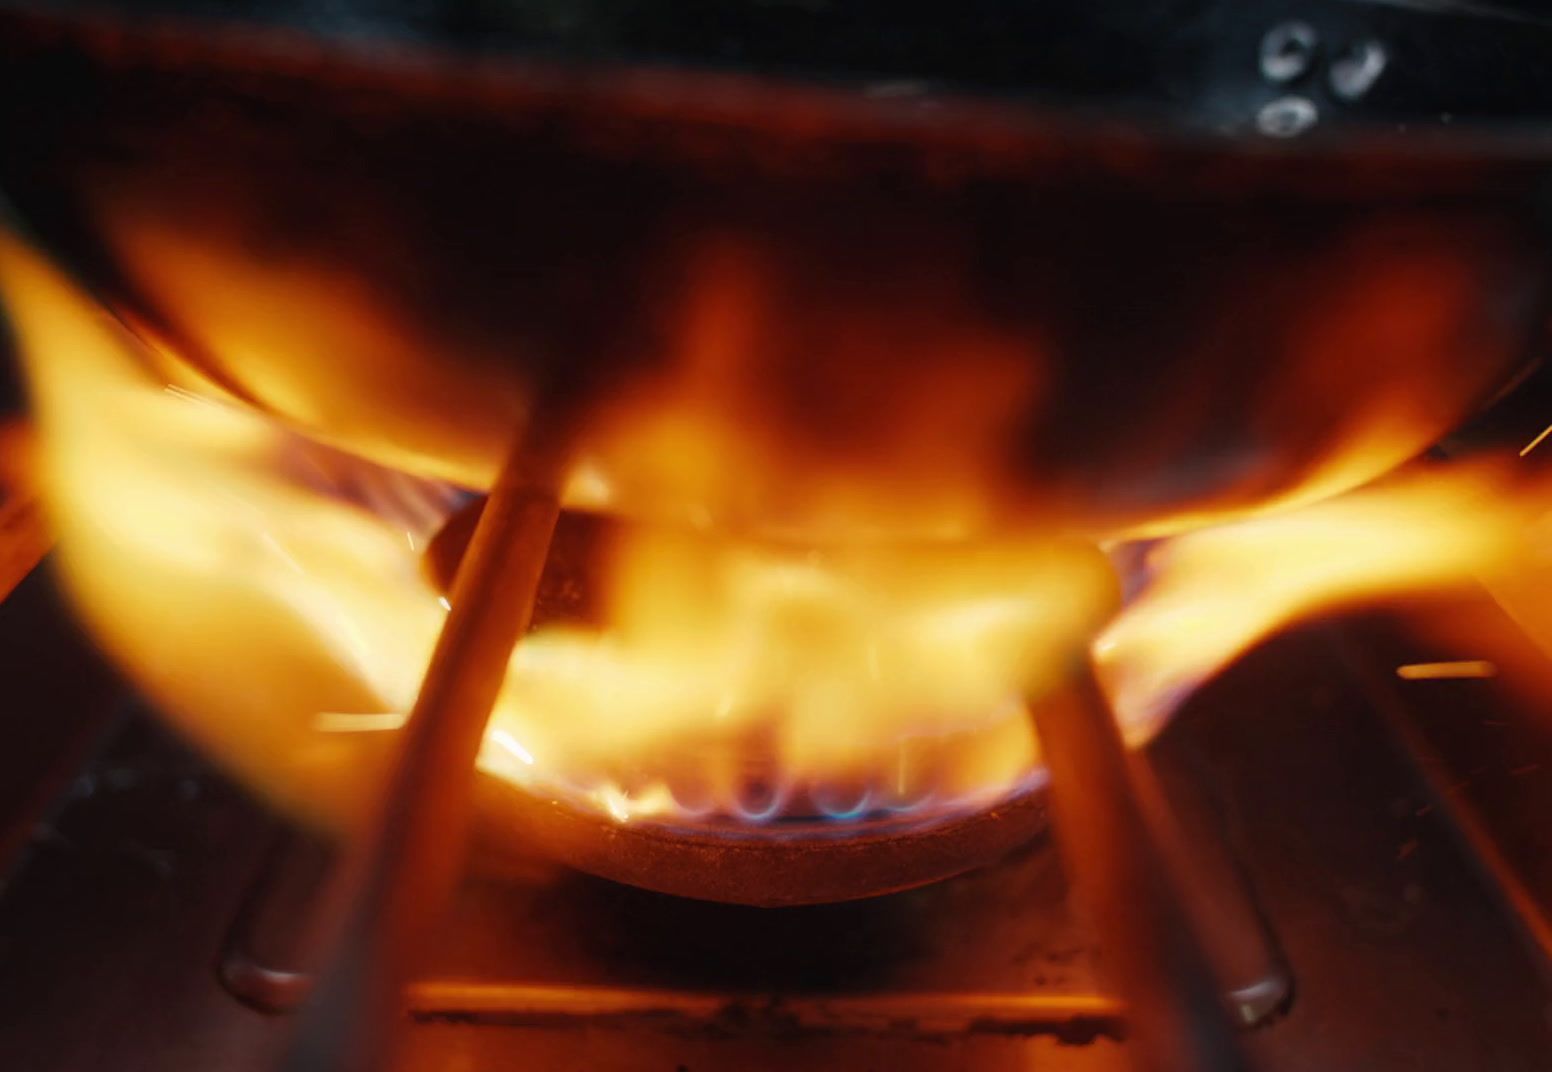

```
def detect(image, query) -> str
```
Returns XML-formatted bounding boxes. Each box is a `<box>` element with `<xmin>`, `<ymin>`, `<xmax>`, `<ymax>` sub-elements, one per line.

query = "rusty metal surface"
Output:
<box><xmin>1176</xmin><ymin>616</ymin><xmax>1552</xmax><ymax>1072</ymax></box>
<box><xmin>0</xmin><ymin>718</ymin><xmax>285</xmax><ymax>1072</ymax></box>
<box><xmin>1</xmin><ymin>582</ymin><xmax>1551</xmax><ymax>1069</ymax></box>
<box><xmin>0</xmin><ymin>418</ymin><xmax>119</xmax><ymax>872</ymax></box>
<box><xmin>0</xmin><ymin>568</ymin><xmax>121</xmax><ymax>878</ymax></box>
<box><xmin>221</xmin><ymin>817</ymin><xmax>1115</xmax><ymax>1034</ymax></box>
<box><xmin>1029</xmin><ymin>666</ymin><xmax>1247</xmax><ymax>1070</ymax></box>
<box><xmin>1336</xmin><ymin>598</ymin><xmax>1552</xmax><ymax>980</ymax></box>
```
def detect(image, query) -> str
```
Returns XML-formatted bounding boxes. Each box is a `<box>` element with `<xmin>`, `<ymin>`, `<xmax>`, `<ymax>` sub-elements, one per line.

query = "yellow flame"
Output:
<box><xmin>8</xmin><ymin>222</ymin><xmax>1548</xmax><ymax>837</ymax></box>
<box><xmin>0</xmin><ymin>233</ymin><xmax>1112</xmax><ymax>831</ymax></box>
<box><xmin>0</xmin><ymin>234</ymin><xmax>446</xmax><ymax>828</ymax></box>
<box><xmin>1096</xmin><ymin>460</ymin><xmax>1533</xmax><ymax>735</ymax></box>
<box><xmin>495</xmin><ymin>528</ymin><xmax>1111</xmax><ymax>821</ymax></box>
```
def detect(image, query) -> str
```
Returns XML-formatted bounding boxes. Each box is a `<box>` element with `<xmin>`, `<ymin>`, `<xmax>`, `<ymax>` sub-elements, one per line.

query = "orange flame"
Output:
<box><xmin>4</xmin><ymin>227</ymin><xmax>1550</xmax><ymax>837</ymax></box>
<box><xmin>1096</xmin><ymin>459</ymin><xmax>1539</xmax><ymax>737</ymax></box>
<box><xmin>0</xmin><ymin>234</ymin><xmax>1112</xmax><ymax>831</ymax></box>
<box><xmin>492</xmin><ymin>527</ymin><xmax>1110</xmax><ymax>822</ymax></box>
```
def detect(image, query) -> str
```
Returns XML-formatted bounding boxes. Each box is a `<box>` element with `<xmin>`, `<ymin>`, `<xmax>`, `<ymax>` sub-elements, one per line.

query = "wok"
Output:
<box><xmin>4</xmin><ymin>1</ymin><xmax>1552</xmax><ymax>537</ymax></box>
<box><xmin>5</xmin><ymin>2</ymin><xmax>1552</xmax><ymax>909</ymax></box>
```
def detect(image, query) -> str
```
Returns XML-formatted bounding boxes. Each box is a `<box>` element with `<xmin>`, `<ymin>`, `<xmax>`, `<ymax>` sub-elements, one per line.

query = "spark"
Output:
<box><xmin>437</xmin><ymin>596</ymin><xmax>452</xmax><ymax>611</ymax></box>
<box><xmin>314</xmin><ymin>711</ymin><xmax>406</xmax><ymax>733</ymax></box>
<box><xmin>489</xmin><ymin>727</ymin><xmax>535</xmax><ymax>765</ymax></box>
<box><xmin>1521</xmin><ymin>422</ymin><xmax>1552</xmax><ymax>457</ymax></box>
<box><xmin>1395</xmin><ymin>660</ymin><xmax>1498</xmax><ymax>681</ymax></box>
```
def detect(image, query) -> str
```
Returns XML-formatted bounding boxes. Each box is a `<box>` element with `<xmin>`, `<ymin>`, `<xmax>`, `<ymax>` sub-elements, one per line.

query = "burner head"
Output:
<box><xmin>474</xmin><ymin>765</ymin><xmax>1049</xmax><ymax>906</ymax></box>
<box><xmin>428</xmin><ymin>505</ymin><xmax>1116</xmax><ymax>889</ymax></box>
<box><xmin>0</xmin><ymin>234</ymin><xmax>1116</xmax><ymax>907</ymax></box>
<box><xmin>444</xmin><ymin>505</ymin><xmax>1096</xmax><ymax>906</ymax></box>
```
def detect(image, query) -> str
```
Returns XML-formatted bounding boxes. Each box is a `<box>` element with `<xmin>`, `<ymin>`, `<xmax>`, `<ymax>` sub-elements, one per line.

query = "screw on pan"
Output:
<box><xmin>1330</xmin><ymin>39</ymin><xmax>1388</xmax><ymax>101</ymax></box>
<box><xmin>1260</xmin><ymin>21</ymin><xmax>1319</xmax><ymax>84</ymax></box>
<box><xmin>1257</xmin><ymin>95</ymin><xmax>1319</xmax><ymax>138</ymax></box>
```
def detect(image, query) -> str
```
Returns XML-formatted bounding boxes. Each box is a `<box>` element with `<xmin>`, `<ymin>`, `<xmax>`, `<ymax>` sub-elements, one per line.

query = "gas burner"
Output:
<box><xmin>475</xmin><ymin>772</ymin><xmax>1049</xmax><ymax>906</ymax></box>
<box><xmin>9</xmin><ymin>574</ymin><xmax>1552</xmax><ymax>1070</ymax></box>
<box><xmin>7</xmin><ymin>3</ymin><xmax>1552</xmax><ymax>1069</ymax></box>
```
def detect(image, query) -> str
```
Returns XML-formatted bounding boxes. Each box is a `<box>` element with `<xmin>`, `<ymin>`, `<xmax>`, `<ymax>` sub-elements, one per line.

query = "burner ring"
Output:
<box><xmin>472</xmin><ymin>774</ymin><xmax>1048</xmax><ymax>906</ymax></box>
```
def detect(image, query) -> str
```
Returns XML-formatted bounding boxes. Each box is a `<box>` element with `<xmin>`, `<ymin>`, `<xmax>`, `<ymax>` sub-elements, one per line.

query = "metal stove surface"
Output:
<box><xmin>0</xmin><ymin>566</ymin><xmax>1550</xmax><ymax>1071</ymax></box>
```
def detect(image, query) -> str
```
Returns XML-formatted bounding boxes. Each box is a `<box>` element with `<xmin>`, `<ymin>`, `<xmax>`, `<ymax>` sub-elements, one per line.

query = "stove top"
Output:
<box><xmin>1</xmin><ymin>565</ymin><xmax>1548</xmax><ymax>1071</ymax></box>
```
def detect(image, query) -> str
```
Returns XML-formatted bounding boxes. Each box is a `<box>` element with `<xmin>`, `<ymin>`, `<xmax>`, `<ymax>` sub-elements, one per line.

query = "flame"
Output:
<box><xmin>564</xmin><ymin>238</ymin><xmax>1049</xmax><ymax>540</ymax></box>
<box><xmin>1096</xmin><ymin>459</ymin><xmax>1538</xmax><ymax>736</ymax></box>
<box><xmin>6</xmin><ymin>224</ymin><xmax>1551</xmax><ymax>838</ymax></box>
<box><xmin>489</xmin><ymin>527</ymin><xmax>1110</xmax><ymax>823</ymax></box>
<box><xmin>0</xmin><ymin>234</ymin><xmax>1112</xmax><ymax>831</ymax></box>
<box><xmin>0</xmin><ymin>234</ymin><xmax>448</xmax><ymax>828</ymax></box>
<box><xmin>91</xmin><ymin>206</ymin><xmax>1521</xmax><ymax>543</ymax></box>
